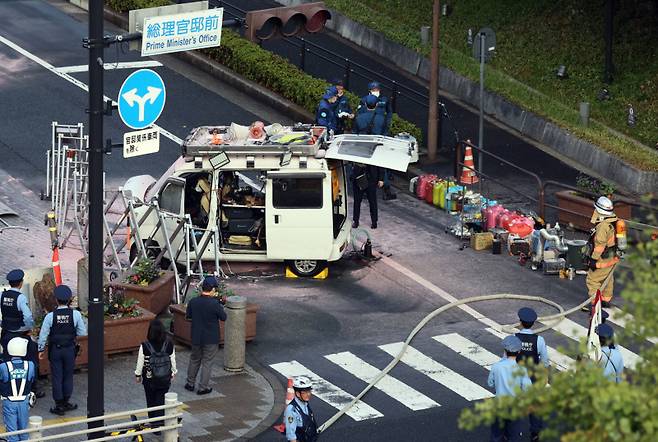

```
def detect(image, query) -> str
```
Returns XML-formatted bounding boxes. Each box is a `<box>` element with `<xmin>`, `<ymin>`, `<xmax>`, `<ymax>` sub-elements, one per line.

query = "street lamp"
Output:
<box><xmin>472</xmin><ymin>27</ymin><xmax>496</xmax><ymax>175</ymax></box>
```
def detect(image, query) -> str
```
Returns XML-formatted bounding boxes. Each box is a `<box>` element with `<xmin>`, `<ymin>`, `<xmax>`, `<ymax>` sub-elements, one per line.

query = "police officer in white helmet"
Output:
<box><xmin>284</xmin><ymin>376</ymin><xmax>318</xmax><ymax>442</ymax></box>
<box><xmin>0</xmin><ymin>337</ymin><xmax>37</xmax><ymax>441</ymax></box>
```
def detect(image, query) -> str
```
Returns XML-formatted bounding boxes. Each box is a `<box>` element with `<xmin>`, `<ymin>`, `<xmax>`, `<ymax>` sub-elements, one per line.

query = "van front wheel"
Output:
<box><xmin>286</xmin><ymin>260</ymin><xmax>327</xmax><ymax>278</ymax></box>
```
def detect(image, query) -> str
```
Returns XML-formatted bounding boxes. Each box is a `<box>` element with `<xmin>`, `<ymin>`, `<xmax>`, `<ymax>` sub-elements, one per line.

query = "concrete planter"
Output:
<box><xmin>170</xmin><ymin>303</ymin><xmax>259</xmax><ymax>346</ymax></box>
<box><xmin>111</xmin><ymin>271</ymin><xmax>175</xmax><ymax>315</ymax></box>
<box><xmin>555</xmin><ymin>191</ymin><xmax>632</xmax><ymax>231</ymax></box>
<box><xmin>39</xmin><ymin>307</ymin><xmax>155</xmax><ymax>375</ymax></box>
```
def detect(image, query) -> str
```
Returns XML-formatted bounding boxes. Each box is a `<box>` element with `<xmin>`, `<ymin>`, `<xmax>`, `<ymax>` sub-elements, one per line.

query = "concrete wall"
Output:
<box><xmin>278</xmin><ymin>0</ymin><xmax>658</xmax><ymax>194</ymax></box>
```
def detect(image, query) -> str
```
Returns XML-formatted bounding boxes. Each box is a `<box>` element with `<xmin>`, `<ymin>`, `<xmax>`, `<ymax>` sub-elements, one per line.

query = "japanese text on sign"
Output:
<box><xmin>142</xmin><ymin>8</ymin><xmax>223</xmax><ymax>56</ymax></box>
<box><xmin>123</xmin><ymin>128</ymin><xmax>160</xmax><ymax>158</ymax></box>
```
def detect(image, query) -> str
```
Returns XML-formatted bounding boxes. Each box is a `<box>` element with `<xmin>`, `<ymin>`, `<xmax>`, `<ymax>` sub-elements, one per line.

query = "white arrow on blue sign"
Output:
<box><xmin>118</xmin><ymin>69</ymin><xmax>166</xmax><ymax>130</ymax></box>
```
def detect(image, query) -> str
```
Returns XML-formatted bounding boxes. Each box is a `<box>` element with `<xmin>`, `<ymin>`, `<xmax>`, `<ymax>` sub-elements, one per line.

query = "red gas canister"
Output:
<box><xmin>416</xmin><ymin>175</ymin><xmax>437</xmax><ymax>200</ymax></box>
<box><xmin>485</xmin><ymin>205</ymin><xmax>504</xmax><ymax>231</ymax></box>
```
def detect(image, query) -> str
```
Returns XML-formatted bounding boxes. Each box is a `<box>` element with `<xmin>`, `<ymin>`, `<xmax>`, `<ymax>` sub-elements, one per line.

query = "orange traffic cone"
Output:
<box><xmin>273</xmin><ymin>378</ymin><xmax>295</xmax><ymax>433</ymax></box>
<box><xmin>52</xmin><ymin>247</ymin><xmax>62</xmax><ymax>285</ymax></box>
<box><xmin>460</xmin><ymin>144</ymin><xmax>479</xmax><ymax>185</ymax></box>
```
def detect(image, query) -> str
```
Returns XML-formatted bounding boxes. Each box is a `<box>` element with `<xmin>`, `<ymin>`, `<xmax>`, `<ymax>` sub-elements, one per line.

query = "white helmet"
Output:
<box><xmin>594</xmin><ymin>196</ymin><xmax>614</xmax><ymax>216</ymax></box>
<box><xmin>293</xmin><ymin>376</ymin><xmax>313</xmax><ymax>391</ymax></box>
<box><xmin>7</xmin><ymin>337</ymin><xmax>28</xmax><ymax>358</ymax></box>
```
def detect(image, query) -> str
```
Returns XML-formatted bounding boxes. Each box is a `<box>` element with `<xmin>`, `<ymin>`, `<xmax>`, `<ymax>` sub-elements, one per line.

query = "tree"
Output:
<box><xmin>459</xmin><ymin>229</ymin><xmax>658</xmax><ymax>441</ymax></box>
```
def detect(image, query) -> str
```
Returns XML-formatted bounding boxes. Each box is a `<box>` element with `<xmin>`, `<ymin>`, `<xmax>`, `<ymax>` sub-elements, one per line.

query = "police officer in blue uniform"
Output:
<box><xmin>596</xmin><ymin>323</ymin><xmax>624</xmax><ymax>383</ymax></box>
<box><xmin>316</xmin><ymin>86</ymin><xmax>339</xmax><ymax>133</ymax></box>
<box><xmin>488</xmin><ymin>335</ymin><xmax>531</xmax><ymax>442</ymax></box>
<box><xmin>332</xmin><ymin>79</ymin><xmax>354</xmax><ymax>134</ymax></box>
<box><xmin>37</xmin><ymin>285</ymin><xmax>87</xmax><ymax>415</ymax></box>
<box><xmin>1</xmin><ymin>270</ymin><xmax>34</xmax><ymax>361</ymax></box>
<box><xmin>515</xmin><ymin>307</ymin><xmax>549</xmax><ymax>441</ymax></box>
<box><xmin>284</xmin><ymin>376</ymin><xmax>318</xmax><ymax>442</ymax></box>
<box><xmin>0</xmin><ymin>337</ymin><xmax>36</xmax><ymax>442</ymax></box>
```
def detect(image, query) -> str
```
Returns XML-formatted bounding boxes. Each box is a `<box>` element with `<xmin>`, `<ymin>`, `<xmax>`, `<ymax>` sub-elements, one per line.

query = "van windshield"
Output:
<box><xmin>272</xmin><ymin>177</ymin><xmax>323</xmax><ymax>209</ymax></box>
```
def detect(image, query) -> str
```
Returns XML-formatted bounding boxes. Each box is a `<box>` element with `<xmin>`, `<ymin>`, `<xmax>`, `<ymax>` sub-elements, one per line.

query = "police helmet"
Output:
<box><xmin>54</xmin><ymin>285</ymin><xmax>73</xmax><ymax>301</ymax></box>
<box><xmin>596</xmin><ymin>323</ymin><xmax>614</xmax><ymax>339</ymax></box>
<box><xmin>6</xmin><ymin>269</ymin><xmax>24</xmax><ymax>283</ymax></box>
<box><xmin>518</xmin><ymin>307</ymin><xmax>537</xmax><ymax>323</ymax></box>
<box><xmin>293</xmin><ymin>376</ymin><xmax>313</xmax><ymax>391</ymax></box>
<box><xmin>323</xmin><ymin>86</ymin><xmax>338</xmax><ymax>100</ymax></box>
<box><xmin>365</xmin><ymin>94</ymin><xmax>379</xmax><ymax>108</ymax></box>
<box><xmin>367</xmin><ymin>81</ymin><xmax>381</xmax><ymax>91</ymax></box>
<box><xmin>594</xmin><ymin>196</ymin><xmax>614</xmax><ymax>216</ymax></box>
<box><xmin>7</xmin><ymin>337</ymin><xmax>28</xmax><ymax>358</ymax></box>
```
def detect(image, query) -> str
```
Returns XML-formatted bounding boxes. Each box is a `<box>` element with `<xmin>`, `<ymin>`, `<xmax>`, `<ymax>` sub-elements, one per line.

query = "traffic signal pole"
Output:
<box><xmin>87</xmin><ymin>0</ymin><xmax>105</xmax><ymax>438</ymax></box>
<box><xmin>427</xmin><ymin>0</ymin><xmax>440</xmax><ymax>161</ymax></box>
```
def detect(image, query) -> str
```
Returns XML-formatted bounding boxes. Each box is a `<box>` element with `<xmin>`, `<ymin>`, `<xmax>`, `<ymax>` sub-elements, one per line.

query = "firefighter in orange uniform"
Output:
<box><xmin>585</xmin><ymin>196</ymin><xmax>620</xmax><ymax>309</ymax></box>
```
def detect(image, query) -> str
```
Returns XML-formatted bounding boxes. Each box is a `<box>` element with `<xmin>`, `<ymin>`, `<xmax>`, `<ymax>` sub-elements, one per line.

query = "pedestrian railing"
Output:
<box><xmin>0</xmin><ymin>392</ymin><xmax>183</xmax><ymax>441</ymax></box>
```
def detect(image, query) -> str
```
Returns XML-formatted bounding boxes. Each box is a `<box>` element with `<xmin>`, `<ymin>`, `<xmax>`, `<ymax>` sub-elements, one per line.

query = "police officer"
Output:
<box><xmin>332</xmin><ymin>79</ymin><xmax>354</xmax><ymax>134</ymax></box>
<box><xmin>37</xmin><ymin>285</ymin><xmax>87</xmax><ymax>415</ymax></box>
<box><xmin>596</xmin><ymin>323</ymin><xmax>624</xmax><ymax>383</ymax></box>
<box><xmin>516</xmin><ymin>307</ymin><xmax>548</xmax><ymax>442</ymax></box>
<box><xmin>316</xmin><ymin>86</ymin><xmax>339</xmax><ymax>133</ymax></box>
<box><xmin>1</xmin><ymin>269</ymin><xmax>34</xmax><ymax>361</ymax></box>
<box><xmin>488</xmin><ymin>335</ymin><xmax>531</xmax><ymax>442</ymax></box>
<box><xmin>284</xmin><ymin>376</ymin><xmax>318</xmax><ymax>442</ymax></box>
<box><xmin>0</xmin><ymin>337</ymin><xmax>36</xmax><ymax>442</ymax></box>
<box><xmin>585</xmin><ymin>196</ymin><xmax>619</xmax><ymax>310</ymax></box>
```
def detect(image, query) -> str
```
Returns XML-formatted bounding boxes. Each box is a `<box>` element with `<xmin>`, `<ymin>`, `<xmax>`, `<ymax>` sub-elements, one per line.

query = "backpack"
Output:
<box><xmin>144</xmin><ymin>341</ymin><xmax>172</xmax><ymax>385</ymax></box>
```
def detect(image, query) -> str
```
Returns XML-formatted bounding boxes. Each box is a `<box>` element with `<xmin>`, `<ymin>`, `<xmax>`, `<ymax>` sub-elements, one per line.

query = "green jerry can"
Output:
<box><xmin>432</xmin><ymin>180</ymin><xmax>445</xmax><ymax>207</ymax></box>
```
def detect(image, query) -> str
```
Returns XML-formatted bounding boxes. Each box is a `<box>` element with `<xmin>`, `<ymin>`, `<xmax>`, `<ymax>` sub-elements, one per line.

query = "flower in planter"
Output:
<box><xmin>124</xmin><ymin>258</ymin><xmax>163</xmax><ymax>286</ymax></box>
<box><xmin>103</xmin><ymin>286</ymin><xmax>143</xmax><ymax>320</ymax></box>
<box><xmin>576</xmin><ymin>173</ymin><xmax>616</xmax><ymax>198</ymax></box>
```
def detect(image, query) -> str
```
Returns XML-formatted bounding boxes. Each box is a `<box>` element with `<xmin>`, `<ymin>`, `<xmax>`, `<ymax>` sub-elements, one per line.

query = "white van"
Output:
<box><xmin>123</xmin><ymin>123</ymin><xmax>417</xmax><ymax>277</ymax></box>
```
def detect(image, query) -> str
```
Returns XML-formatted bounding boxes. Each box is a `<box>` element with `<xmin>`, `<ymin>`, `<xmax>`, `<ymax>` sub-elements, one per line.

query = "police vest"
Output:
<box><xmin>515</xmin><ymin>333</ymin><xmax>540</xmax><ymax>365</ymax></box>
<box><xmin>49</xmin><ymin>309</ymin><xmax>76</xmax><ymax>348</ymax></box>
<box><xmin>1</xmin><ymin>290</ymin><xmax>25</xmax><ymax>331</ymax></box>
<box><xmin>290</xmin><ymin>399</ymin><xmax>318</xmax><ymax>442</ymax></box>
<box><xmin>0</xmin><ymin>360</ymin><xmax>32</xmax><ymax>402</ymax></box>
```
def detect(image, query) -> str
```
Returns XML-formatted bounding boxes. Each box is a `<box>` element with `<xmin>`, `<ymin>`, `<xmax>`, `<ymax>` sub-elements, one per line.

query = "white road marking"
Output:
<box><xmin>324</xmin><ymin>351</ymin><xmax>440</xmax><ymax>411</ymax></box>
<box><xmin>269</xmin><ymin>360</ymin><xmax>383</xmax><ymax>421</ymax></box>
<box><xmin>379</xmin><ymin>342</ymin><xmax>494</xmax><ymax>401</ymax></box>
<box><xmin>547</xmin><ymin>318</ymin><xmax>641</xmax><ymax>368</ymax></box>
<box><xmin>432</xmin><ymin>333</ymin><xmax>499</xmax><ymax>371</ymax></box>
<box><xmin>55</xmin><ymin>61</ymin><xmax>163</xmax><ymax>74</ymax></box>
<box><xmin>606</xmin><ymin>307</ymin><xmax>658</xmax><ymax>344</ymax></box>
<box><xmin>484</xmin><ymin>328</ymin><xmax>575</xmax><ymax>371</ymax></box>
<box><xmin>0</xmin><ymin>34</ymin><xmax>183</xmax><ymax>145</ymax></box>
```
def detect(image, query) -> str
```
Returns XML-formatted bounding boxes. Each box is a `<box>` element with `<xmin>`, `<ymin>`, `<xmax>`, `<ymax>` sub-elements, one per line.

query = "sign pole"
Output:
<box><xmin>427</xmin><ymin>0</ymin><xmax>440</xmax><ymax>161</ymax></box>
<box><xmin>478</xmin><ymin>32</ymin><xmax>485</xmax><ymax>175</ymax></box>
<box><xmin>87</xmin><ymin>0</ymin><xmax>105</xmax><ymax>438</ymax></box>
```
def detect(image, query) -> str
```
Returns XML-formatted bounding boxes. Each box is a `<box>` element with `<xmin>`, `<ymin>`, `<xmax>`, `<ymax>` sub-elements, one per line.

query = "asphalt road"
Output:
<box><xmin>0</xmin><ymin>2</ymin><xmax>646</xmax><ymax>442</ymax></box>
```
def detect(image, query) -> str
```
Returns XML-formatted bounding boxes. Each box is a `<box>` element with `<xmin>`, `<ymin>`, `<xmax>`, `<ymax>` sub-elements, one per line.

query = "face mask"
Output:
<box><xmin>370</xmin><ymin>90</ymin><xmax>380</xmax><ymax>98</ymax></box>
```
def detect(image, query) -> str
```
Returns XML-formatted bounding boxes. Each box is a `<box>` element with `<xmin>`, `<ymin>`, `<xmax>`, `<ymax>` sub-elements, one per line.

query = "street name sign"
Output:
<box><xmin>118</xmin><ymin>69</ymin><xmax>166</xmax><ymax>130</ymax></box>
<box><xmin>141</xmin><ymin>8</ymin><xmax>224</xmax><ymax>57</ymax></box>
<box><xmin>123</xmin><ymin>128</ymin><xmax>160</xmax><ymax>158</ymax></box>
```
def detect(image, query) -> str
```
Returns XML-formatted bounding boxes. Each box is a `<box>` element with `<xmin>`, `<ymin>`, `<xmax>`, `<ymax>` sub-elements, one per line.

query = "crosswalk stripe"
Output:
<box><xmin>607</xmin><ymin>308</ymin><xmax>658</xmax><ymax>344</ymax></box>
<box><xmin>324</xmin><ymin>352</ymin><xmax>440</xmax><ymax>411</ymax></box>
<box><xmin>269</xmin><ymin>361</ymin><xmax>384</xmax><ymax>421</ymax></box>
<box><xmin>431</xmin><ymin>333</ymin><xmax>499</xmax><ymax>371</ymax></box>
<box><xmin>484</xmin><ymin>328</ymin><xmax>575</xmax><ymax>371</ymax></box>
<box><xmin>548</xmin><ymin>318</ymin><xmax>641</xmax><ymax>368</ymax></box>
<box><xmin>379</xmin><ymin>342</ymin><xmax>494</xmax><ymax>401</ymax></box>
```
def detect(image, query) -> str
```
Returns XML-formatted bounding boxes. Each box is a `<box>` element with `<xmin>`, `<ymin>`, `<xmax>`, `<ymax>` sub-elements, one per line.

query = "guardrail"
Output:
<box><xmin>0</xmin><ymin>392</ymin><xmax>183</xmax><ymax>441</ymax></box>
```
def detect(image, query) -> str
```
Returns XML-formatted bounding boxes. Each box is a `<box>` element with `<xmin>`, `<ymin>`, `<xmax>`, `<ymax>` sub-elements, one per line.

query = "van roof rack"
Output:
<box><xmin>181</xmin><ymin>124</ymin><xmax>327</xmax><ymax>157</ymax></box>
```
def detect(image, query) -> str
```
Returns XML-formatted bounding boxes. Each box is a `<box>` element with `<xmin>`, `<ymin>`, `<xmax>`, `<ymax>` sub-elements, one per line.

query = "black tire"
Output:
<box><xmin>129</xmin><ymin>242</ymin><xmax>170</xmax><ymax>270</ymax></box>
<box><xmin>286</xmin><ymin>259</ymin><xmax>327</xmax><ymax>278</ymax></box>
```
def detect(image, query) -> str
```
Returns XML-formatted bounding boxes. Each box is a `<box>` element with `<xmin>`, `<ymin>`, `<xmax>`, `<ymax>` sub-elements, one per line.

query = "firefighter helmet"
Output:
<box><xmin>594</xmin><ymin>196</ymin><xmax>614</xmax><ymax>216</ymax></box>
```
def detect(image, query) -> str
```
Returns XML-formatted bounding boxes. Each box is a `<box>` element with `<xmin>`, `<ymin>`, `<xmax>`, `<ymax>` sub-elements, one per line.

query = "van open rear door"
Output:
<box><xmin>265</xmin><ymin>171</ymin><xmax>333</xmax><ymax>260</ymax></box>
<box><xmin>324</xmin><ymin>134</ymin><xmax>417</xmax><ymax>172</ymax></box>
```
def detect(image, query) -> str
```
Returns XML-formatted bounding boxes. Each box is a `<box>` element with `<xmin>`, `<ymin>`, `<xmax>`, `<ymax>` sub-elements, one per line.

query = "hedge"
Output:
<box><xmin>104</xmin><ymin>0</ymin><xmax>422</xmax><ymax>144</ymax></box>
<box><xmin>325</xmin><ymin>0</ymin><xmax>658</xmax><ymax>172</ymax></box>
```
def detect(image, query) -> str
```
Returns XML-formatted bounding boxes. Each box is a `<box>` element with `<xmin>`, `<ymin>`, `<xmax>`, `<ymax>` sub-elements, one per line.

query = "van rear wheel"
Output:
<box><xmin>286</xmin><ymin>260</ymin><xmax>327</xmax><ymax>278</ymax></box>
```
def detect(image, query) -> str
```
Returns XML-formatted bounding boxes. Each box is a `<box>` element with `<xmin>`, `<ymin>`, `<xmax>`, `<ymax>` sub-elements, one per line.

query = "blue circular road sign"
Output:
<box><xmin>118</xmin><ymin>69</ymin><xmax>166</xmax><ymax>130</ymax></box>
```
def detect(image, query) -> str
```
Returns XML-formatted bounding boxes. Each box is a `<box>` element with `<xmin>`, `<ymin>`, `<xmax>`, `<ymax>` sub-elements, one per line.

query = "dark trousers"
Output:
<box><xmin>143</xmin><ymin>381</ymin><xmax>169</xmax><ymax>427</ymax></box>
<box><xmin>186</xmin><ymin>344</ymin><xmax>218</xmax><ymax>390</ymax></box>
<box><xmin>529</xmin><ymin>413</ymin><xmax>543</xmax><ymax>436</ymax></box>
<box><xmin>490</xmin><ymin>418</ymin><xmax>524</xmax><ymax>442</ymax></box>
<box><xmin>352</xmin><ymin>182</ymin><xmax>378</xmax><ymax>224</ymax></box>
<box><xmin>49</xmin><ymin>345</ymin><xmax>75</xmax><ymax>401</ymax></box>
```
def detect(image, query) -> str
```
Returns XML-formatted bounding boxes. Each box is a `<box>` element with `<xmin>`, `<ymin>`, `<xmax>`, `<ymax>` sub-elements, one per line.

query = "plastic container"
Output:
<box><xmin>409</xmin><ymin>176</ymin><xmax>418</xmax><ymax>194</ymax></box>
<box><xmin>566</xmin><ymin>239</ymin><xmax>588</xmax><ymax>270</ymax></box>
<box><xmin>432</xmin><ymin>180</ymin><xmax>445</xmax><ymax>207</ymax></box>
<box><xmin>416</xmin><ymin>175</ymin><xmax>437</xmax><ymax>200</ymax></box>
<box><xmin>425</xmin><ymin>179</ymin><xmax>437</xmax><ymax>204</ymax></box>
<box><xmin>508</xmin><ymin>216</ymin><xmax>534</xmax><ymax>238</ymax></box>
<box><xmin>495</xmin><ymin>209</ymin><xmax>511</xmax><ymax>228</ymax></box>
<box><xmin>485</xmin><ymin>205</ymin><xmax>504</xmax><ymax>230</ymax></box>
